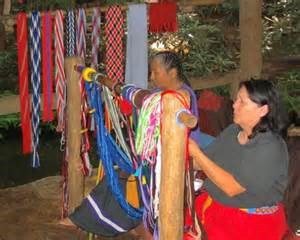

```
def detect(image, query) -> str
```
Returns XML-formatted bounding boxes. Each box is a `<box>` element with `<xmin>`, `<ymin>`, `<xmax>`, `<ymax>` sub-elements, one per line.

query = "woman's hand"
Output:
<box><xmin>188</xmin><ymin>138</ymin><xmax>201</xmax><ymax>160</ymax></box>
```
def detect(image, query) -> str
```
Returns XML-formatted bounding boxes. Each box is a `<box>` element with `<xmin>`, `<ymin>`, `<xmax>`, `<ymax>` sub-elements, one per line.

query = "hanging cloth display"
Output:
<box><xmin>91</xmin><ymin>7</ymin><xmax>101</xmax><ymax>69</ymax></box>
<box><xmin>65</xmin><ymin>10</ymin><xmax>76</xmax><ymax>57</ymax></box>
<box><xmin>16</xmin><ymin>12</ymin><xmax>32</xmax><ymax>154</ymax></box>
<box><xmin>29</xmin><ymin>11</ymin><xmax>41</xmax><ymax>167</ymax></box>
<box><xmin>148</xmin><ymin>1</ymin><xmax>178</xmax><ymax>33</ymax></box>
<box><xmin>54</xmin><ymin>10</ymin><xmax>66</xmax><ymax>132</ymax></box>
<box><xmin>41</xmin><ymin>12</ymin><xmax>54</xmax><ymax>122</ymax></box>
<box><xmin>125</xmin><ymin>4</ymin><xmax>148</xmax><ymax>88</ymax></box>
<box><xmin>105</xmin><ymin>5</ymin><xmax>125</xmax><ymax>83</ymax></box>
<box><xmin>76</xmin><ymin>8</ymin><xmax>92</xmax><ymax>176</ymax></box>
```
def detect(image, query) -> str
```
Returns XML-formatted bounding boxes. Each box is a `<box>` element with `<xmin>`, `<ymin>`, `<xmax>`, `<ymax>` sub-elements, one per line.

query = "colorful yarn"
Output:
<box><xmin>135</xmin><ymin>92</ymin><xmax>162</xmax><ymax>164</ymax></box>
<box><xmin>85</xmin><ymin>81</ymin><xmax>143</xmax><ymax>219</ymax></box>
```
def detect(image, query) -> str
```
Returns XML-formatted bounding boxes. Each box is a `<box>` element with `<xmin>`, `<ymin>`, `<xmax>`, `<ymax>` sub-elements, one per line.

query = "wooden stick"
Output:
<box><xmin>159</xmin><ymin>90</ymin><xmax>190</xmax><ymax>240</ymax></box>
<box><xmin>65</xmin><ymin>56</ymin><xmax>85</xmax><ymax>213</ymax></box>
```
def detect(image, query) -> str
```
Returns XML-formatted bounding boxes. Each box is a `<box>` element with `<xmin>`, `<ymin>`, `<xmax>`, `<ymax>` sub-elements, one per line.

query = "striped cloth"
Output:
<box><xmin>16</xmin><ymin>12</ymin><xmax>32</xmax><ymax>154</ymax></box>
<box><xmin>91</xmin><ymin>7</ymin><xmax>101</xmax><ymax>69</ymax></box>
<box><xmin>54</xmin><ymin>10</ymin><xmax>66</xmax><ymax>132</ymax></box>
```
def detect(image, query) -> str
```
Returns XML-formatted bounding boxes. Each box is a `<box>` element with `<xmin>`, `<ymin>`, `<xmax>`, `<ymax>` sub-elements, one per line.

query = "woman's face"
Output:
<box><xmin>149</xmin><ymin>58</ymin><xmax>172</xmax><ymax>90</ymax></box>
<box><xmin>233</xmin><ymin>86</ymin><xmax>268</xmax><ymax>130</ymax></box>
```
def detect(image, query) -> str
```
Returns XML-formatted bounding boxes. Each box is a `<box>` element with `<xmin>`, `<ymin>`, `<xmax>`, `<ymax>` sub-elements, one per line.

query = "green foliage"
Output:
<box><xmin>275</xmin><ymin>70</ymin><xmax>300</xmax><ymax>114</ymax></box>
<box><xmin>196</xmin><ymin>0</ymin><xmax>239</xmax><ymax>26</ymax></box>
<box><xmin>0</xmin><ymin>50</ymin><xmax>18</xmax><ymax>78</ymax></box>
<box><xmin>262</xmin><ymin>0</ymin><xmax>300</xmax><ymax>56</ymax></box>
<box><xmin>149</xmin><ymin>14</ymin><xmax>237</xmax><ymax>78</ymax></box>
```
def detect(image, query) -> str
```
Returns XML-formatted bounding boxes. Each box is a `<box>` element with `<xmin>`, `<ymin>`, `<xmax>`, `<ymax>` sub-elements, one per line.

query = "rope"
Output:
<box><xmin>29</xmin><ymin>11</ymin><xmax>41</xmax><ymax>168</ymax></box>
<box><xmin>16</xmin><ymin>12</ymin><xmax>32</xmax><ymax>154</ymax></box>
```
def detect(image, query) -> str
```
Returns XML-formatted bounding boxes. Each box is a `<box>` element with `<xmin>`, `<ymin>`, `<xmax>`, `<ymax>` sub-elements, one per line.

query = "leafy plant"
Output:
<box><xmin>275</xmin><ymin>70</ymin><xmax>300</xmax><ymax>114</ymax></box>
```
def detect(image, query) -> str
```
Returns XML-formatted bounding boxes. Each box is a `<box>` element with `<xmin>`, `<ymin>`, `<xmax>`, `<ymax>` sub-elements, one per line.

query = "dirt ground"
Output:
<box><xmin>0</xmin><ymin>176</ymin><xmax>140</xmax><ymax>240</ymax></box>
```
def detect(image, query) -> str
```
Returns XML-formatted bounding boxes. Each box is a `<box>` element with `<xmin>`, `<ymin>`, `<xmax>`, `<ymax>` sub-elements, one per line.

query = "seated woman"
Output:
<box><xmin>187</xmin><ymin>79</ymin><xmax>290</xmax><ymax>240</ymax></box>
<box><xmin>60</xmin><ymin>51</ymin><xmax>213</xmax><ymax>238</ymax></box>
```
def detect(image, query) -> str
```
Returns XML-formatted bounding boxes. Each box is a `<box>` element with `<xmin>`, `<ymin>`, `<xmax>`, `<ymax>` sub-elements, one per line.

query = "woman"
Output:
<box><xmin>187</xmin><ymin>79</ymin><xmax>289</xmax><ymax>240</ymax></box>
<box><xmin>60</xmin><ymin>51</ymin><xmax>213</xmax><ymax>238</ymax></box>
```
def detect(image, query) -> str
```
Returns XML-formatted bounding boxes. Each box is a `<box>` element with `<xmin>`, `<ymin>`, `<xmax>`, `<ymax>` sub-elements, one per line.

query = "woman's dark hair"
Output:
<box><xmin>239</xmin><ymin>79</ymin><xmax>289</xmax><ymax>137</ymax></box>
<box><xmin>152</xmin><ymin>51</ymin><xmax>191</xmax><ymax>86</ymax></box>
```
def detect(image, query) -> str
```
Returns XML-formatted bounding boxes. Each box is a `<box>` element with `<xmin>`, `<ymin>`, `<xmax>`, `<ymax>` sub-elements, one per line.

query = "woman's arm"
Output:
<box><xmin>189</xmin><ymin>139</ymin><xmax>246</xmax><ymax>197</ymax></box>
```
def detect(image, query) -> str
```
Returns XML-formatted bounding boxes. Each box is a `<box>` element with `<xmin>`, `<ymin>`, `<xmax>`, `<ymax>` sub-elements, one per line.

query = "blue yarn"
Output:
<box><xmin>85</xmin><ymin>82</ymin><xmax>143</xmax><ymax>219</ymax></box>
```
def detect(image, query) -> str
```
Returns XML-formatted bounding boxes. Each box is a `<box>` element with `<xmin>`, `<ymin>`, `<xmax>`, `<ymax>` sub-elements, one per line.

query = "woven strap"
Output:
<box><xmin>17</xmin><ymin>12</ymin><xmax>32</xmax><ymax>154</ymax></box>
<box><xmin>41</xmin><ymin>11</ymin><xmax>54</xmax><ymax>122</ymax></box>
<box><xmin>54</xmin><ymin>10</ymin><xmax>66</xmax><ymax>132</ymax></box>
<box><xmin>29</xmin><ymin>11</ymin><xmax>41</xmax><ymax>167</ymax></box>
<box><xmin>105</xmin><ymin>5</ymin><xmax>125</xmax><ymax>83</ymax></box>
<box><xmin>76</xmin><ymin>8</ymin><xmax>92</xmax><ymax>176</ymax></box>
<box><xmin>91</xmin><ymin>7</ymin><xmax>101</xmax><ymax>69</ymax></box>
<box><xmin>65</xmin><ymin>10</ymin><xmax>76</xmax><ymax>57</ymax></box>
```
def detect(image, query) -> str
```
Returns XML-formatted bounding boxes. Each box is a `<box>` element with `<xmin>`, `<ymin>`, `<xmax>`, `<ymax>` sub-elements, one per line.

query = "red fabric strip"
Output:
<box><xmin>42</xmin><ymin>12</ymin><xmax>54</xmax><ymax>122</ymax></box>
<box><xmin>149</xmin><ymin>2</ymin><xmax>178</xmax><ymax>33</ymax></box>
<box><xmin>17</xmin><ymin>13</ymin><xmax>32</xmax><ymax>154</ymax></box>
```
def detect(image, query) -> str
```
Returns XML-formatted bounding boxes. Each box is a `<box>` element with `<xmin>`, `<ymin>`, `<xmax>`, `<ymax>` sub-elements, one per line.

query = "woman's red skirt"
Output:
<box><xmin>185</xmin><ymin>192</ymin><xmax>288</xmax><ymax>240</ymax></box>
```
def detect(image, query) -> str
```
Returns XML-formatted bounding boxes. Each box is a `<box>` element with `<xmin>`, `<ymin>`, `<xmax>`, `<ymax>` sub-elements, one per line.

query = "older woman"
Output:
<box><xmin>188</xmin><ymin>79</ymin><xmax>289</xmax><ymax>240</ymax></box>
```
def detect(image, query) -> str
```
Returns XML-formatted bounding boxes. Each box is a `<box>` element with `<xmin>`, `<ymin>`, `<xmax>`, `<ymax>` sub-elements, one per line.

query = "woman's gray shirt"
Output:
<box><xmin>203</xmin><ymin>124</ymin><xmax>289</xmax><ymax>208</ymax></box>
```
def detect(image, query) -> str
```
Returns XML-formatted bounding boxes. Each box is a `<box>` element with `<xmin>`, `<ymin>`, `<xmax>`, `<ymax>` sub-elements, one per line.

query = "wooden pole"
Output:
<box><xmin>231</xmin><ymin>0</ymin><xmax>263</xmax><ymax>97</ymax></box>
<box><xmin>159</xmin><ymin>90</ymin><xmax>190</xmax><ymax>240</ymax></box>
<box><xmin>65</xmin><ymin>56</ymin><xmax>85</xmax><ymax>213</ymax></box>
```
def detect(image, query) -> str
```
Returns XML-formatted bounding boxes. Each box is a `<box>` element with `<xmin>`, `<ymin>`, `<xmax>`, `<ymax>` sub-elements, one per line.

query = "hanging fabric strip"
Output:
<box><xmin>65</xmin><ymin>10</ymin><xmax>76</xmax><ymax>57</ymax></box>
<box><xmin>76</xmin><ymin>8</ymin><xmax>92</xmax><ymax>176</ymax></box>
<box><xmin>76</xmin><ymin>8</ymin><xmax>86</xmax><ymax>58</ymax></box>
<box><xmin>17</xmin><ymin>12</ymin><xmax>32</xmax><ymax>154</ymax></box>
<box><xmin>41</xmin><ymin>11</ymin><xmax>54</xmax><ymax>122</ymax></box>
<box><xmin>125</xmin><ymin>4</ymin><xmax>148</xmax><ymax>88</ymax></box>
<box><xmin>54</xmin><ymin>10</ymin><xmax>66</xmax><ymax>132</ymax></box>
<box><xmin>91</xmin><ymin>7</ymin><xmax>101</xmax><ymax>69</ymax></box>
<box><xmin>90</xmin><ymin>7</ymin><xmax>101</xmax><ymax>132</ymax></box>
<box><xmin>148</xmin><ymin>2</ymin><xmax>178</xmax><ymax>33</ymax></box>
<box><xmin>105</xmin><ymin>5</ymin><xmax>125</xmax><ymax>83</ymax></box>
<box><xmin>29</xmin><ymin>11</ymin><xmax>41</xmax><ymax>167</ymax></box>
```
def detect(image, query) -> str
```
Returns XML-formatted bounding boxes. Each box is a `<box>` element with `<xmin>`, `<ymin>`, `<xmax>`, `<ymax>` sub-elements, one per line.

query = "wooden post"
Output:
<box><xmin>231</xmin><ymin>0</ymin><xmax>263</xmax><ymax>97</ymax></box>
<box><xmin>65</xmin><ymin>56</ymin><xmax>85</xmax><ymax>213</ymax></box>
<box><xmin>159</xmin><ymin>90</ymin><xmax>190</xmax><ymax>240</ymax></box>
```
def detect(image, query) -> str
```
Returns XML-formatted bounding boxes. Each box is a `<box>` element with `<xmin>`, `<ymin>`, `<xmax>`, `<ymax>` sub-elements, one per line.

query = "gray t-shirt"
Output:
<box><xmin>203</xmin><ymin>124</ymin><xmax>289</xmax><ymax>208</ymax></box>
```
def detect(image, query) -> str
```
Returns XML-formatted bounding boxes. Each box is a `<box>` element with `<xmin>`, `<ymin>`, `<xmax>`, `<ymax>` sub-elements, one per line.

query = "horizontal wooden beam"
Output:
<box><xmin>0</xmin><ymin>94</ymin><xmax>56</xmax><ymax>116</ymax></box>
<box><xmin>178</xmin><ymin>0</ymin><xmax>223</xmax><ymax>5</ymax></box>
<box><xmin>190</xmin><ymin>71</ymin><xmax>240</xmax><ymax>90</ymax></box>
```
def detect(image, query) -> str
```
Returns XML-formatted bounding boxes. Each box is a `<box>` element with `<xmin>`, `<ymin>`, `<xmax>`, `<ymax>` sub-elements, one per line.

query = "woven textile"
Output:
<box><xmin>91</xmin><ymin>7</ymin><xmax>101</xmax><ymax>69</ymax></box>
<box><xmin>54</xmin><ymin>10</ymin><xmax>66</xmax><ymax>132</ymax></box>
<box><xmin>65</xmin><ymin>10</ymin><xmax>76</xmax><ymax>57</ymax></box>
<box><xmin>149</xmin><ymin>2</ymin><xmax>178</xmax><ymax>33</ymax></box>
<box><xmin>105</xmin><ymin>5</ymin><xmax>125</xmax><ymax>83</ymax></box>
<box><xmin>29</xmin><ymin>11</ymin><xmax>41</xmax><ymax>167</ymax></box>
<box><xmin>17</xmin><ymin>12</ymin><xmax>32</xmax><ymax>154</ymax></box>
<box><xmin>76</xmin><ymin>8</ymin><xmax>92</xmax><ymax>176</ymax></box>
<box><xmin>76</xmin><ymin>8</ymin><xmax>86</xmax><ymax>59</ymax></box>
<box><xmin>125</xmin><ymin>4</ymin><xmax>148</xmax><ymax>88</ymax></box>
<box><xmin>41</xmin><ymin>12</ymin><xmax>54</xmax><ymax>122</ymax></box>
